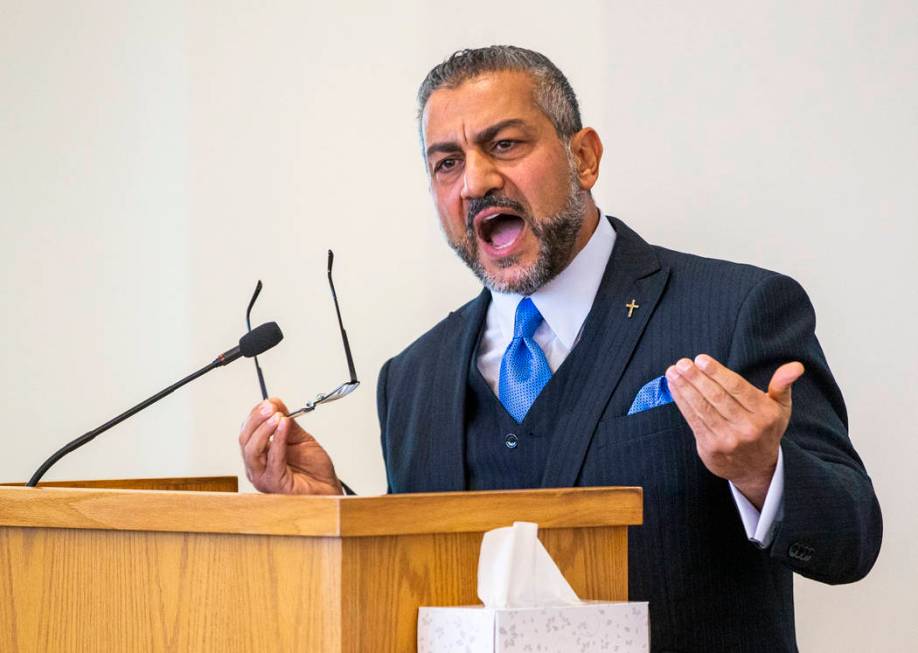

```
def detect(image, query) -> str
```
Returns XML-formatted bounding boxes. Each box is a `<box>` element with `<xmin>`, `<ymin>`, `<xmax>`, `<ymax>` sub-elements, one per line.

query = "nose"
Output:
<box><xmin>460</xmin><ymin>151</ymin><xmax>502</xmax><ymax>200</ymax></box>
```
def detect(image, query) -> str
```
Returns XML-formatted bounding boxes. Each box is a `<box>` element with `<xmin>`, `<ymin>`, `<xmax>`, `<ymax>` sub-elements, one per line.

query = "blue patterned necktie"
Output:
<box><xmin>498</xmin><ymin>298</ymin><xmax>553</xmax><ymax>423</ymax></box>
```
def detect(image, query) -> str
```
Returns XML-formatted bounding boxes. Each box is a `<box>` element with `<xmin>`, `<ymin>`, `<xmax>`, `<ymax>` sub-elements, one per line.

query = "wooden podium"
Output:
<box><xmin>0</xmin><ymin>478</ymin><xmax>642</xmax><ymax>652</ymax></box>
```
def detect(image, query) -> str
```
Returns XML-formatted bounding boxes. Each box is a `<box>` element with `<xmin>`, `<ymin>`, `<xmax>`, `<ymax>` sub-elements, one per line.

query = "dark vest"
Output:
<box><xmin>464</xmin><ymin>317</ymin><xmax>604</xmax><ymax>490</ymax></box>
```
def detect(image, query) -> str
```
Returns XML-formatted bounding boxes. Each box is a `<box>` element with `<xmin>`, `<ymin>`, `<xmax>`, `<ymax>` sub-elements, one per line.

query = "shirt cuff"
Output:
<box><xmin>729</xmin><ymin>447</ymin><xmax>785</xmax><ymax>548</ymax></box>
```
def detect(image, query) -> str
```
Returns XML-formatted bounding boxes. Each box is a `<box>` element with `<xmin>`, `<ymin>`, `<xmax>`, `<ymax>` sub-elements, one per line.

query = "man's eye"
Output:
<box><xmin>435</xmin><ymin>158</ymin><xmax>458</xmax><ymax>173</ymax></box>
<box><xmin>493</xmin><ymin>140</ymin><xmax>517</xmax><ymax>152</ymax></box>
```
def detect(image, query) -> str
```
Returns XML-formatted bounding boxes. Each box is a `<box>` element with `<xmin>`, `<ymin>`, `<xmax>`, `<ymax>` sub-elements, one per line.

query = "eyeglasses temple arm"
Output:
<box><xmin>246</xmin><ymin>280</ymin><xmax>269</xmax><ymax>400</ymax></box>
<box><xmin>327</xmin><ymin>250</ymin><xmax>358</xmax><ymax>383</ymax></box>
<box><xmin>254</xmin><ymin>357</ymin><xmax>269</xmax><ymax>400</ymax></box>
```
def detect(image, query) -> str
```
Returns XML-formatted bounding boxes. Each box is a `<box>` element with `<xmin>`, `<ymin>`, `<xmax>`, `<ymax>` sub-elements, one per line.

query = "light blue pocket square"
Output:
<box><xmin>627</xmin><ymin>375</ymin><xmax>674</xmax><ymax>415</ymax></box>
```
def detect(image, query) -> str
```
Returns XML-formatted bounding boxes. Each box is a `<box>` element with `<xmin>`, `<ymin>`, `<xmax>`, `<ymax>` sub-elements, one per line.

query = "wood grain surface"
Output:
<box><xmin>338</xmin><ymin>486</ymin><xmax>643</xmax><ymax>536</ymax></box>
<box><xmin>0</xmin><ymin>483</ymin><xmax>642</xmax><ymax>652</ymax></box>
<box><xmin>0</xmin><ymin>485</ymin><xmax>642</xmax><ymax>537</ymax></box>
<box><xmin>1</xmin><ymin>476</ymin><xmax>238</xmax><ymax>492</ymax></box>
<box><xmin>341</xmin><ymin>526</ymin><xmax>629</xmax><ymax>652</ymax></box>
<box><xmin>0</xmin><ymin>527</ymin><xmax>341</xmax><ymax>652</ymax></box>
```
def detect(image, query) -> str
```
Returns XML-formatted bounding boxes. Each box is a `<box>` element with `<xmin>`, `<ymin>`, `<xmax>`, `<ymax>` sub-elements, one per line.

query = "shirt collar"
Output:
<box><xmin>489</xmin><ymin>212</ymin><xmax>617</xmax><ymax>348</ymax></box>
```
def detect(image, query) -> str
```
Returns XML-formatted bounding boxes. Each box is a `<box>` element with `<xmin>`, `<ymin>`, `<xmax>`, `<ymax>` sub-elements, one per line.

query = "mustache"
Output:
<box><xmin>465</xmin><ymin>195</ymin><xmax>528</xmax><ymax>229</ymax></box>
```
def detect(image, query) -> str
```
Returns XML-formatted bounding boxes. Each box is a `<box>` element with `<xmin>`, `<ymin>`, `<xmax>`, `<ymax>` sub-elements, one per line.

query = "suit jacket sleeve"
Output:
<box><xmin>725</xmin><ymin>273</ymin><xmax>882</xmax><ymax>583</ymax></box>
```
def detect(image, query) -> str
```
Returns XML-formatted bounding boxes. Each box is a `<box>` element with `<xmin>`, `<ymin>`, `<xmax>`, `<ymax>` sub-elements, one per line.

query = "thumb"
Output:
<box><xmin>268</xmin><ymin>397</ymin><xmax>310</xmax><ymax>443</ymax></box>
<box><xmin>767</xmin><ymin>362</ymin><xmax>805</xmax><ymax>409</ymax></box>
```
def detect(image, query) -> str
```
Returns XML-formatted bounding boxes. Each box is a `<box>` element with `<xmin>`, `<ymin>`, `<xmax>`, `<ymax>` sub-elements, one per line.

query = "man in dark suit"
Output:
<box><xmin>238</xmin><ymin>46</ymin><xmax>881</xmax><ymax>650</ymax></box>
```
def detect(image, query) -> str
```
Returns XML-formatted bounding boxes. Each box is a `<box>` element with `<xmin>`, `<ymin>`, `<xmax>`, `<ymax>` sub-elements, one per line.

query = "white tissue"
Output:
<box><xmin>477</xmin><ymin>521</ymin><xmax>581</xmax><ymax>608</ymax></box>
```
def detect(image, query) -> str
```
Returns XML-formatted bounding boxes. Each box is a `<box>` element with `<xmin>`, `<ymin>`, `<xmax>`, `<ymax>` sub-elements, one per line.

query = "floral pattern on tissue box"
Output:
<box><xmin>418</xmin><ymin>607</ymin><xmax>493</xmax><ymax>651</ymax></box>
<box><xmin>418</xmin><ymin>602</ymin><xmax>648</xmax><ymax>653</ymax></box>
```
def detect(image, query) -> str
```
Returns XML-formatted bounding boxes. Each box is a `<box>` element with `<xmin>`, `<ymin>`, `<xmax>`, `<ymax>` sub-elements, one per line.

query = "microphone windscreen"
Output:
<box><xmin>240</xmin><ymin>322</ymin><xmax>284</xmax><ymax>357</ymax></box>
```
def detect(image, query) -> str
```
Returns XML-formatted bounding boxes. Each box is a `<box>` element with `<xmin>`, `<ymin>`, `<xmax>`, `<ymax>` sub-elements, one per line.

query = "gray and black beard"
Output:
<box><xmin>446</xmin><ymin>168</ymin><xmax>587</xmax><ymax>296</ymax></box>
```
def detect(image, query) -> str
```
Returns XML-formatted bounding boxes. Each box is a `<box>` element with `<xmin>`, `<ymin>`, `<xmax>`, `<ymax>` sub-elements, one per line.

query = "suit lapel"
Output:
<box><xmin>415</xmin><ymin>288</ymin><xmax>490</xmax><ymax>491</ymax></box>
<box><xmin>541</xmin><ymin>217</ymin><xmax>670</xmax><ymax>487</ymax></box>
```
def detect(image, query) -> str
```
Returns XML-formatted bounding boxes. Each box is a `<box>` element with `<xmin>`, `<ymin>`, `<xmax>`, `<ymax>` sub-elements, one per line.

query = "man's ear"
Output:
<box><xmin>569</xmin><ymin>127</ymin><xmax>603</xmax><ymax>191</ymax></box>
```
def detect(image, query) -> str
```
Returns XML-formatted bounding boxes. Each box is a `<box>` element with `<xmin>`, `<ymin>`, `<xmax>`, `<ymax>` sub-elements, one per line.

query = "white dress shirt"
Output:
<box><xmin>476</xmin><ymin>214</ymin><xmax>783</xmax><ymax>547</ymax></box>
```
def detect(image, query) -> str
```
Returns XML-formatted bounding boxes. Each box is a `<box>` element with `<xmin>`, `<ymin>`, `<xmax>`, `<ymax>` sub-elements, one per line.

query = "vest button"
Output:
<box><xmin>504</xmin><ymin>433</ymin><xmax>519</xmax><ymax>449</ymax></box>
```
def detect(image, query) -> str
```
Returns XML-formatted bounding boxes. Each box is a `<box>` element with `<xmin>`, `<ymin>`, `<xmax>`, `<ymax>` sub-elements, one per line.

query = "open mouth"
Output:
<box><xmin>476</xmin><ymin>212</ymin><xmax>526</xmax><ymax>250</ymax></box>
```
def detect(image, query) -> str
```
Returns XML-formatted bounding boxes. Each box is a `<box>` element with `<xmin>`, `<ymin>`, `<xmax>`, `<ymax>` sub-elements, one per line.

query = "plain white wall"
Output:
<box><xmin>1</xmin><ymin>1</ymin><xmax>915</xmax><ymax>650</ymax></box>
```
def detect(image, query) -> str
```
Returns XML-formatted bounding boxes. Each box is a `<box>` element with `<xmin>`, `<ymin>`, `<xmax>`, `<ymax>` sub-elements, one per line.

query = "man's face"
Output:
<box><xmin>422</xmin><ymin>71</ymin><xmax>593</xmax><ymax>295</ymax></box>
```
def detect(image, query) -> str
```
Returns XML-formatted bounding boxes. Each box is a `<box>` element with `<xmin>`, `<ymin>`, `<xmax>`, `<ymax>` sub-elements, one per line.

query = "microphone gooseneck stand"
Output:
<box><xmin>26</xmin><ymin>359</ymin><xmax>222</xmax><ymax>487</ymax></box>
<box><xmin>25</xmin><ymin>321</ymin><xmax>283</xmax><ymax>487</ymax></box>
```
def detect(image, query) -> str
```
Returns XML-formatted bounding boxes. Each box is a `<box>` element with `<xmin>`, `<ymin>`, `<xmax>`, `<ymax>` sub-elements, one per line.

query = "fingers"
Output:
<box><xmin>239</xmin><ymin>400</ymin><xmax>279</xmax><ymax>449</ymax></box>
<box><xmin>243</xmin><ymin>411</ymin><xmax>281</xmax><ymax>479</ymax></box>
<box><xmin>665</xmin><ymin>354</ymin><xmax>795</xmax><ymax>445</ymax></box>
<box><xmin>666</xmin><ymin>364</ymin><xmax>729</xmax><ymax>440</ymax></box>
<box><xmin>693</xmin><ymin>354</ymin><xmax>762</xmax><ymax>411</ymax></box>
<box><xmin>267</xmin><ymin>396</ymin><xmax>291</xmax><ymax>415</ymax></box>
<box><xmin>250</xmin><ymin>397</ymin><xmax>309</xmax><ymax>443</ymax></box>
<box><xmin>666</xmin><ymin>355</ymin><xmax>794</xmax><ymax>489</ymax></box>
<box><xmin>266</xmin><ymin>415</ymin><xmax>290</xmax><ymax>486</ymax></box>
<box><xmin>767</xmin><ymin>362</ymin><xmax>805</xmax><ymax>408</ymax></box>
<box><xmin>668</xmin><ymin>357</ymin><xmax>750</xmax><ymax>423</ymax></box>
<box><xmin>237</xmin><ymin>397</ymin><xmax>316</xmax><ymax>493</ymax></box>
<box><xmin>270</xmin><ymin>397</ymin><xmax>313</xmax><ymax>445</ymax></box>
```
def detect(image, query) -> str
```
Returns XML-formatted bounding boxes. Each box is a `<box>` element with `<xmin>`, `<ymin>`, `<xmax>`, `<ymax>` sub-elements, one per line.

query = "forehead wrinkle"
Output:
<box><xmin>426</xmin><ymin>118</ymin><xmax>532</xmax><ymax>159</ymax></box>
<box><xmin>424</xmin><ymin>120</ymin><xmax>469</xmax><ymax>159</ymax></box>
<box><xmin>422</xmin><ymin>72</ymin><xmax>546</xmax><ymax>157</ymax></box>
<box><xmin>473</xmin><ymin>118</ymin><xmax>530</xmax><ymax>145</ymax></box>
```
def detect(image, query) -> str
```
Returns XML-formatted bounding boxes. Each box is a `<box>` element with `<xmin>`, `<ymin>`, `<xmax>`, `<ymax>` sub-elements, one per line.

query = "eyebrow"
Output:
<box><xmin>425</xmin><ymin>118</ymin><xmax>530</xmax><ymax>159</ymax></box>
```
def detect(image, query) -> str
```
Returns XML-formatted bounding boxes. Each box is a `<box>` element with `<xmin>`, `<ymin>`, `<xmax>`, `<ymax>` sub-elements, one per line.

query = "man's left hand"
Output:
<box><xmin>665</xmin><ymin>354</ymin><xmax>805</xmax><ymax>510</ymax></box>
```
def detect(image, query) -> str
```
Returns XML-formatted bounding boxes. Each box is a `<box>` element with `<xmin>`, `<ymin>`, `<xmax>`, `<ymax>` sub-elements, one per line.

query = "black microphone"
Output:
<box><xmin>216</xmin><ymin>321</ymin><xmax>284</xmax><ymax>366</ymax></box>
<box><xmin>25</xmin><ymin>321</ymin><xmax>284</xmax><ymax>487</ymax></box>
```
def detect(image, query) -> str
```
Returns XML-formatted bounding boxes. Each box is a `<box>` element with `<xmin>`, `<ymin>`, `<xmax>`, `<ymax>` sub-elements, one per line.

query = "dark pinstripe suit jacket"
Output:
<box><xmin>377</xmin><ymin>217</ymin><xmax>882</xmax><ymax>651</ymax></box>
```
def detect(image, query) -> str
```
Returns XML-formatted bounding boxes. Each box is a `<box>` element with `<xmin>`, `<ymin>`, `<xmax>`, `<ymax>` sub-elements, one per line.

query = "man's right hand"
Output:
<box><xmin>238</xmin><ymin>398</ymin><xmax>343</xmax><ymax>495</ymax></box>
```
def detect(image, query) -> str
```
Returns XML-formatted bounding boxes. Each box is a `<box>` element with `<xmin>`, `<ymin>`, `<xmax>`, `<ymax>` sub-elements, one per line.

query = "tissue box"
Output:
<box><xmin>418</xmin><ymin>601</ymin><xmax>648</xmax><ymax>652</ymax></box>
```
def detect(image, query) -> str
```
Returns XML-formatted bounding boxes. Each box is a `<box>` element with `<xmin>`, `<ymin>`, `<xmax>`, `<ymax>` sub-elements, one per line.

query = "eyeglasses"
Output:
<box><xmin>246</xmin><ymin>250</ymin><xmax>359</xmax><ymax>419</ymax></box>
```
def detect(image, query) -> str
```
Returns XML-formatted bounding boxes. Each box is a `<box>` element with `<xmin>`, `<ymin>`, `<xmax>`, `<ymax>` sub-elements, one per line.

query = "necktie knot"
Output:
<box><xmin>513</xmin><ymin>298</ymin><xmax>543</xmax><ymax>339</ymax></box>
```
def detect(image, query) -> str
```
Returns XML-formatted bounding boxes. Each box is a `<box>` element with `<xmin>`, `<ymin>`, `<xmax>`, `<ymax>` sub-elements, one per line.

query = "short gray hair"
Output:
<box><xmin>417</xmin><ymin>45</ymin><xmax>582</xmax><ymax>141</ymax></box>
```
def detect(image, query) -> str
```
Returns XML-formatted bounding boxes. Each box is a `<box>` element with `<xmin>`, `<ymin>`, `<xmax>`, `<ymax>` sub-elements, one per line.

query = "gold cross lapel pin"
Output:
<box><xmin>626</xmin><ymin>299</ymin><xmax>640</xmax><ymax>318</ymax></box>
